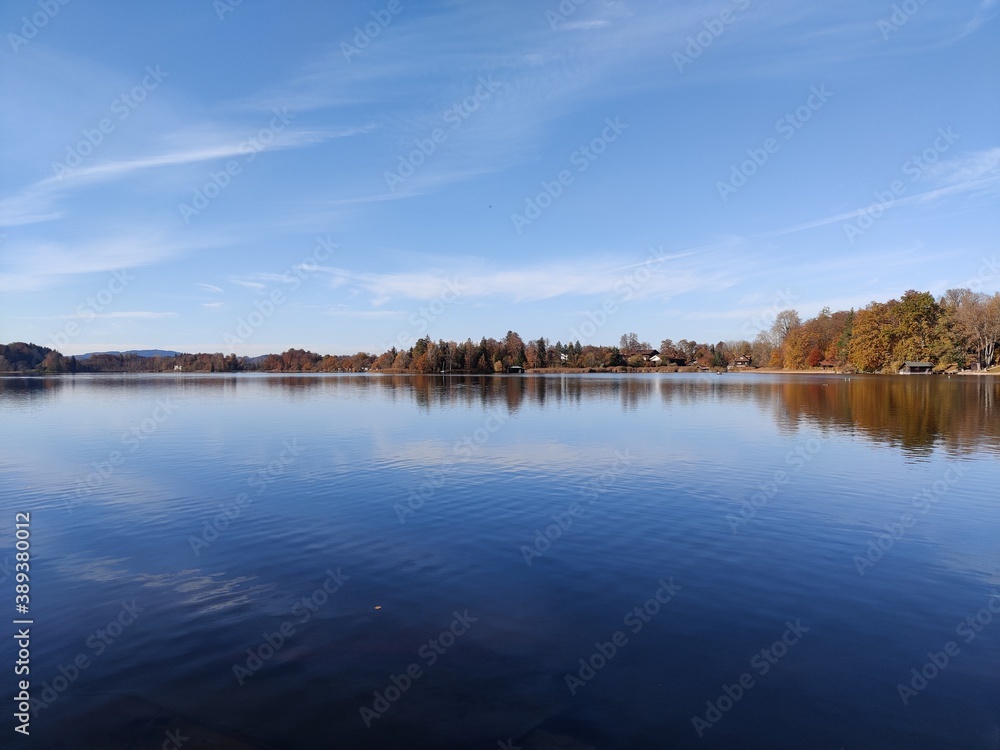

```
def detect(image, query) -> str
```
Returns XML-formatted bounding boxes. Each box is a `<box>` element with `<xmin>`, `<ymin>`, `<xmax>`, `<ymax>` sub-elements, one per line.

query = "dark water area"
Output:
<box><xmin>1</xmin><ymin>372</ymin><xmax>998</xmax><ymax>749</ymax></box>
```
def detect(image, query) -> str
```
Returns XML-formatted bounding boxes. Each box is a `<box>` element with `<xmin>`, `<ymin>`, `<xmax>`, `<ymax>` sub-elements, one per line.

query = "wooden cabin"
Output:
<box><xmin>899</xmin><ymin>361</ymin><xmax>933</xmax><ymax>375</ymax></box>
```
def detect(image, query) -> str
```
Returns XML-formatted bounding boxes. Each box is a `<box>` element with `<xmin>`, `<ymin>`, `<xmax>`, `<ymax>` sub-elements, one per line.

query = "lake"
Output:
<box><xmin>1</xmin><ymin>372</ymin><xmax>998</xmax><ymax>749</ymax></box>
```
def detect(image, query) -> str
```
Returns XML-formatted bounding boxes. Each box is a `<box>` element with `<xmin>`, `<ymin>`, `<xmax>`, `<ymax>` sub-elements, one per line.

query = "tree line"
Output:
<box><xmin>3</xmin><ymin>288</ymin><xmax>997</xmax><ymax>375</ymax></box>
<box><xmin>758</xmin><ymin>288</ymin><xmax>1000</xmax><ymax>372</ymax></box>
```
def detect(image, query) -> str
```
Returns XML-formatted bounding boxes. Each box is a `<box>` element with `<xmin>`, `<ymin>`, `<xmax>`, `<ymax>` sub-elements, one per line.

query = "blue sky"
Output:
<box><xmin>1</xmin><ymin>0</ymin><xmax>998</xmax><ymax>356</ymax></box>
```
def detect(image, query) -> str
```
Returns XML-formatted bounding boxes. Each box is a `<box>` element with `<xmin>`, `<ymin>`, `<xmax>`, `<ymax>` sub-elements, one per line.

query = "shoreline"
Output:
<box><xmin>3</xmin><ymin>367</ymin><xmax>998</xmax><ymax>377</ymax></box>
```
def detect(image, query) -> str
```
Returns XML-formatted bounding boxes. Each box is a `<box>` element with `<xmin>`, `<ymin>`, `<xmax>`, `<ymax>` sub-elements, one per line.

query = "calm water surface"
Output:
<box><xmin>1</xmin><ymin>373</ymin><xmax>998</xmax><ymax>749</ymax></box>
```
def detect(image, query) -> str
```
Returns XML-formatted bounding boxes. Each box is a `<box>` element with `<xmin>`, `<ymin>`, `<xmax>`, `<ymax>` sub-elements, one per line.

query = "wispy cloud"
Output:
<box><xmin>58</xmin><ymin>311</ymin><xmax>178</xmax><ymax>320</ymax></box>
<box><xmin>0</xmin><ymin>127</ymin><xmax>363</xmax><ymax>230</ymax></box>
<box><xmin>957</xmin><ymin>0</ymin><xmax>999</xmax><ymax>37</ymax></box>
<box><xmin>758</xmin><ymin>148</ymin><xmax>1000</xmax><ymax>239</ymax></box>
<box><xmin>923</xmin><ymin>147</ymin><xmax>1000</xmax><ymax>185</ymax></box>
<box><xmin>0</xmin><ymin>232</ymin><xmax>183</xmax><ymax>293</ymax></box>
<box><xmin>325</xmin><ymin>308</ymin><xmax>406</xmax><ymax>319</ymax></box>
<box><xmin>310</xmin><ymin>252</ymin><xmax>732</xmax><ymax>307</ymax></box>
<box><xmin>229</xmin><ymin>279</ymin><xmax>267</xmax><ymax>290</ymax></box>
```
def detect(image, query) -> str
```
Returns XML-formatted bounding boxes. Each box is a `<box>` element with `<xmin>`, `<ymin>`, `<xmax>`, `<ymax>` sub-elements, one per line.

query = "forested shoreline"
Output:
<box><xmin>5</xmin><ymin>288</ymin><xmax>999</xmax><ymax>375</ymax></box>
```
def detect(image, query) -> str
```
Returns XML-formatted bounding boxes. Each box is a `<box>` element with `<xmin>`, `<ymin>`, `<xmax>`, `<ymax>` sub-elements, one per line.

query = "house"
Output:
<box><xmin>624</xmin><ymin>349</ymin><xmax>660</xmax><ymax>362</ymax></box>
<box><xmin>173</xmin><ymin>365</ymin><xmax>183</xmax><ymax>372</ymax></box>
<box><xmin>733</xmin><ymin>355</ymin><xmax>751</xmax><ymax>368</ymax></box>
<box><xmin>899</xmin><ymin>361</ymin><xmax>933</xmax><ymax>375</ymax></box>
<box><xmin>507</xmin><ymin>365</ymin><xmax>524</xmax><ymax>374</ymax></box>
<box><xmin>818</xmin><ymin>360</ymin><xmax>836</xmax><ymax>370</ymax></box>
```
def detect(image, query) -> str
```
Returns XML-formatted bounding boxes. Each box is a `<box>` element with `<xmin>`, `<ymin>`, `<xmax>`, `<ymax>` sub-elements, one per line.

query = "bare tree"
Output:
<box><xmin>952</xmin><ymin>291</ymin><xmax>1000</xmax><ymax>367</ymax></box>
<box><xmin>770</xmin><ymin>309</ymin><xmax>801</xmax><ymax>345</ymax></box>
<box><xmin>751</xmin><ymin>332</ymin><xmax>773</xmax><ymax>367</ymax></box>
<box><xmin>619</xmin><ymin>332</ymin><xmax>640</xmax><ymax>353</ymax></box>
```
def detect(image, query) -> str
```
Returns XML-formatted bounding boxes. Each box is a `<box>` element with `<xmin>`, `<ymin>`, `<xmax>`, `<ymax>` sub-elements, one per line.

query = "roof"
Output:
<box><xmin>902</xmin><ymin>361</ymin><xmax>932</xmax><ymax>367</ymax></box>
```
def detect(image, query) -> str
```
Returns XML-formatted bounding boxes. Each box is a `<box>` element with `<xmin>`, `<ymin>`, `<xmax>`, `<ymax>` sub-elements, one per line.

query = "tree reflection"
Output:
<box><xmin>4</xmin><ymin>372</ymin><xmax>997</xmax><ymax>456</ymax></box>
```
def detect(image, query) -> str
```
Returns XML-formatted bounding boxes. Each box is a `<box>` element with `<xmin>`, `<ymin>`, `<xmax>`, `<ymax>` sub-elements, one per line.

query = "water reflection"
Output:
<box><xmin>2</xmin><ymin>372</ymin><xmax>998</xmax><ymax>457</ymax></box>
<box><xmin>2</xmin><ymin>371</ymin><xmax>998</xmax><ymax>748</ymax></box>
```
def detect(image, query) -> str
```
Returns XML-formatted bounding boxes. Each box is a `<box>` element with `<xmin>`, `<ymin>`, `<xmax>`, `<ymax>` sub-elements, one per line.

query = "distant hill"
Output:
<box><xmin>0</xmin><ymin>342</ymin><xmax>55</xmax><ymax>371</ymax></box>
<box><xmin>79</xmin><ymin>349</ymin><xmax>181</xmax><ymax>359</ymax></box>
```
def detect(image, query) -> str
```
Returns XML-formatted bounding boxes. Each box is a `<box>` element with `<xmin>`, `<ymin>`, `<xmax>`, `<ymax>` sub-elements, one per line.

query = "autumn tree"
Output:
<box><xmin>41</xmin><ymin>351</ymin><xmax>66</xmax><ymax>372</ymax></box>
<box><xmin>782</xmin><ymin>327</ymin><xmax>811</xmax><ymax>369</ymax></box>
<box><xmin>726</xmin><ymin>340</ymin><xmax>752</xmax><ymax>358</ymax></box>
<box><xmin>523</xmin><ymin>337</ymin><xmax>547</xmax><ymax>369</ymax></box>
<box><xmin>546</xmin><ymin>340</ymin><xmax>565</xmax><ymax>367</ymax></box>
<box><xmin>759</xmin><ymin>309</ymin><xmax>802</xmax><ymax>368</ymax></box>
<box><xmin>829</xmin><ymin>310</ymin><xmax>854</xmax><ymax>364</ymax></box>
<box><xmin>605</xmin><ymin>347</ymin><xmax>624</xmax><ymax>367</ymax></box>
<box><xmin>891</xmin><ymin>290</ymin><xmax>941</xmax><ymax>364</ymax></box>
<box><xmin>391</xmin><ymin>349</ymin><xmax>413</xmax><ymax>370</ymax></box>
<box><xmin>677</xmin><ymin>339</ymin><xmax>697</xmax><ymax>362</ymax></box>
<box><xmin>411</xmin><ymin>337</ymin><xmax>430</xmax><ymax>359</ymax></box>
<box><xmin>849</xmin><ymin>300</ymin><xmax>899</xmax><ymax>372</ymax></box>
<box><xmin>659</xmin><ymin>339</ymin><xmax>679</xmax><ymax>359</ymax></box>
